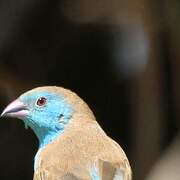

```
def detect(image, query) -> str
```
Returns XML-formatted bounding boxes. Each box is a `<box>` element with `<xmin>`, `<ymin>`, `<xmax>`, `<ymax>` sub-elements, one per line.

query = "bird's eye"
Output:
<box><xmin>36</xmin><ymin>97</ymin><xmax>47</xmax><ymax>107</ymax></box>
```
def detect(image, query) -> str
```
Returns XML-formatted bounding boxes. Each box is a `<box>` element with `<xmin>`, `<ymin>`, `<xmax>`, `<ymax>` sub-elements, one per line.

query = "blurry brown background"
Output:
<box><xmin>0</xmin><ymin>0</ymin><xmax>179</xmax><ymax>179</ymax></box>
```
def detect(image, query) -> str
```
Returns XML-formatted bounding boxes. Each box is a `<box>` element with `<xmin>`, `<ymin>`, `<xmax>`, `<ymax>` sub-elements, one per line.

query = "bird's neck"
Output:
<box><xmin>33</xmin><ymin>125</ymin><xmax>64</xmax><ymax>149</ymax></box>
<box><xmin>33</xmin><ymin>127</ymin><xmax>62</xmax><ymax>171</ymax></box>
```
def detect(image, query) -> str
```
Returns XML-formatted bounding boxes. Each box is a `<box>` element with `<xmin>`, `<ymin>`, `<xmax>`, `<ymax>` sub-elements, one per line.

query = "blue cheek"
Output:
<box><xmin>31</xmin><ymin>101</ymin><xmax>73</xmax><ymax>128</ymax></box>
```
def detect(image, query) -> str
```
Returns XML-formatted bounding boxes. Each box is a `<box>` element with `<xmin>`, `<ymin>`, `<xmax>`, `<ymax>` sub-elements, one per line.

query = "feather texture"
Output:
<box><xmin>1</xmin><ymin>86</ymin><xmax>132</xmax><ymax>180</ymax></box>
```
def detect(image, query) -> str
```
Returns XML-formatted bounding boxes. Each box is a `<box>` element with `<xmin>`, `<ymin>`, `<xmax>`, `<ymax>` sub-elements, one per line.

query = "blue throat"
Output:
<box><xmin>34</xmin><ymin>124</ymin><xmax>64</xmax><ymax>149</ymax></box>
<box><xmin>32</xmin><ymin>122</ymin><xmax>66</xmax><ymax>170</ymax></box>
<box><xmin>25</xmin><ymin>108</ymin><xmax>73</xmax><ymax>149</ymax></box>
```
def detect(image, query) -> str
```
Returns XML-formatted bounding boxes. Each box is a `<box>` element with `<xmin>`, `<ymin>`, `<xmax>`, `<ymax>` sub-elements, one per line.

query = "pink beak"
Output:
<box><xmin>1</xmin><ymin>99</ymin><xmax>29</xmax><ymax>119</ymax></box>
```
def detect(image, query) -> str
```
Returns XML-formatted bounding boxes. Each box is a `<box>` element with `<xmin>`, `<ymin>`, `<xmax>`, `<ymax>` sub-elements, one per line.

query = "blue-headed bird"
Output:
<box><xmin>1</xmin><ymin>86</ymin><xmax>131</xmax><ymax>180</ymax></box>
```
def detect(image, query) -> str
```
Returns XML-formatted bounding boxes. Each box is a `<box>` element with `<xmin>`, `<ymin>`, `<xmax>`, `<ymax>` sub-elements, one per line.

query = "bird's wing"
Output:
<box><xmin>95</xmin><ymin>159</ymin><xmax>132</xmax><ymax>180</ymax></box>
<box><xmin>34</xmin><ymin>168</ymin><xmax>80</xmax><ymax>180</ymax></box>
<box><xmin>34</xmin><ymin>162</ymin><xmax>131</xmax><ymax>180</ymax></box>
<box><xmin>34</xmin><ymin>164</ymin><xmax>91</xmax><ymax>180</ymax></box>
<box><xmin>33</xmin><ymin>167</ymin><xmax>64</xmax><ymax>180</ymax></box>
<box><xmin>33</xmin><ymin>168</ymin><xmax>56</xmax><ymax>180</ymax></box>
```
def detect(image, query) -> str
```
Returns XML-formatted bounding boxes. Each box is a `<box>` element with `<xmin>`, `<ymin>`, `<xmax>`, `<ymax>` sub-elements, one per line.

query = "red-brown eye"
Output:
<box><xmin>36</xmin><ymin>97</ymin><xmax>47</xmax><ymax>106</ymax></box>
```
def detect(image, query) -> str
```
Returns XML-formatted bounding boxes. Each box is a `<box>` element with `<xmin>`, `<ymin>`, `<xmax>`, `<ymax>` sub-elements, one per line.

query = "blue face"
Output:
<box><xmin>19</xmin><ymin>91</ymin><xmax>73</xmax><ymax>148</ymax></box>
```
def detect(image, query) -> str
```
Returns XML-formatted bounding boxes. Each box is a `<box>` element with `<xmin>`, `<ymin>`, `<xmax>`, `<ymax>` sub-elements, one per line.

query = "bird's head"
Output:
<box><xmin>1</xmin><ymin>86</ymin><xmax>94</xmax><ymax>148</ymax></box>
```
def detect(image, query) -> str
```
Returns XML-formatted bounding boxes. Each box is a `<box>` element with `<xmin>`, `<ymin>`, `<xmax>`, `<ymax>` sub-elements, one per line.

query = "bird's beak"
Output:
<box><xmin>1</xmin><ymin>99</ymin><xmax>29</xmax><ymax>119</ymax></box>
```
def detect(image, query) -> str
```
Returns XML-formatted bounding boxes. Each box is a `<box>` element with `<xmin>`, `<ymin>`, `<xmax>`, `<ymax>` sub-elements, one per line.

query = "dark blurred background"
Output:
<box><xmin>0</xmin><ymin>0</ymin><xmax>180</xmax><ymax>179</ymax></box>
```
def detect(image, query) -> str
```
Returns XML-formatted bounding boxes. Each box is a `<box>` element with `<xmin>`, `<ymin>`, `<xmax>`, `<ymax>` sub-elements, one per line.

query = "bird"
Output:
<box><xmin>1</xmin><ymin>86</ymin><xmax>132</xmax><ymax>180</ymax></box>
